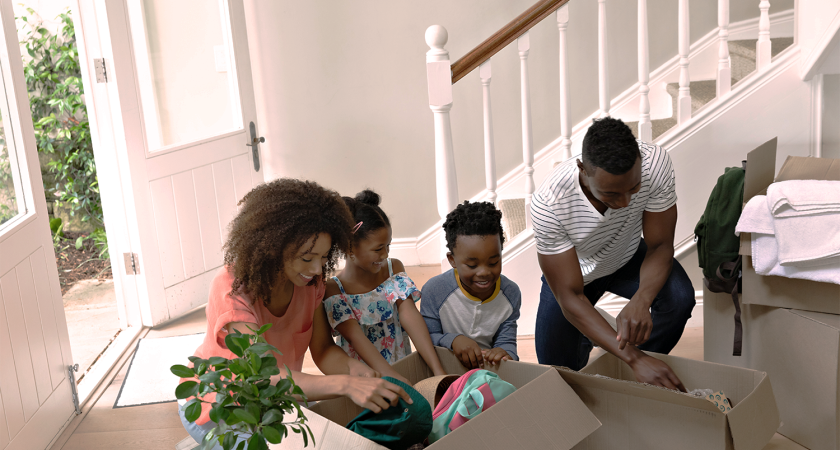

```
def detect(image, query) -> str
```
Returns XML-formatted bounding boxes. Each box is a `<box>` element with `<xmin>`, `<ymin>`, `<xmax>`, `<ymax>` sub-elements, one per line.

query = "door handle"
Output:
<box><xmin>246</xmin><ymin>121</ymin><xmax>264</xmax><ymax>172</ymax></box>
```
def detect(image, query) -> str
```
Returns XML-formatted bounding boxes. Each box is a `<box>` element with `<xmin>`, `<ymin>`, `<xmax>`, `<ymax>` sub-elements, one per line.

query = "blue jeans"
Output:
<box><xmin>535</xmin><ymin>239</ymin><xmax>695</xmax><ymax>370</ymax></box>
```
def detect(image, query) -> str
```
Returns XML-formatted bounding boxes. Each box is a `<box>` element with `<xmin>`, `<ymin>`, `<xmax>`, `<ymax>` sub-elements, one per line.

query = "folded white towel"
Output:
<box><xmin>736</xmin><ymin>194</ymin><xmax>840</xmax><ymax>268</ymax></box>
<box><xmin>735</xmin><ymin>195</ymin><xmax>774</xmax><ymax>236</ymax></box>
<box><xmin>767</xmin><ymin>180</ymin><xmax>840</xmax><ymax>217</ymax></box>
<box><xmin>751</xmin><ymin>233</ymin><xmax>840</xmax><ymax>285</ymax></box>
<box><xmin>772</xmin><ymin>210</ymin><xmax>840</xmax><ymax>267</ymax></box>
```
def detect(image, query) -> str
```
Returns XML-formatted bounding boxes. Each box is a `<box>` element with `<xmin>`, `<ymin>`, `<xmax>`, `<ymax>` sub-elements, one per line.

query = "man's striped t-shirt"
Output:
<box><xmin>530</xmin><ymin>141</ymin><xmax>677</xmax><ymax>285</ymax></box>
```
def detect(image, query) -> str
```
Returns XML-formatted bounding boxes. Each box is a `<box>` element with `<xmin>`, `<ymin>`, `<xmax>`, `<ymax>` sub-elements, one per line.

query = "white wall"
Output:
<box><xmin>823</xmin><ymin>73</ymin><xmax>840</xmax><ymax>159</ymax></box>
<box><xmin>244</xmin><ymin>0</ymin><xmax>790</xmax><ymax>240</ymax></box>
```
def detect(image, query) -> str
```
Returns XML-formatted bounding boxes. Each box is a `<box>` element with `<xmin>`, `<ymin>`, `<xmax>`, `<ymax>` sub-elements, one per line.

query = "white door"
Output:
<box><xmin>0</xmin><ymin>0</ymin><xmax>76</xmax><ymax>447</ymax></box>
<box><xmin>79</xmin><ymin>0</ymin><xmax>263</xmax><ymax>326</ymax></box>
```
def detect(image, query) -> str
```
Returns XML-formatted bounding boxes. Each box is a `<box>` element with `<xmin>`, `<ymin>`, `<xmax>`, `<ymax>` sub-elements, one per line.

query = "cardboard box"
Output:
<box><xmin>738</xmin><ymin>140</ymin><xmax>840</xmax><ymax>314</ymax></box>
<box><xmin>702</xmin><ymin>285</ymin><xmax>751</xmax><ymax>368</ymax></box>
<box><xmin>274</xmin><ymin>348</ymin><xmax>601</xmax><ymax>449</ymax></box>
<box><xmin>557</xmin><ymin>351</ymin><xmax>780</xmax><ymax>450</ymax></box>
<box><xmin>749</xmin><ymin>306</ymin><xmax>840</xmax><ymax>450</ymax></box>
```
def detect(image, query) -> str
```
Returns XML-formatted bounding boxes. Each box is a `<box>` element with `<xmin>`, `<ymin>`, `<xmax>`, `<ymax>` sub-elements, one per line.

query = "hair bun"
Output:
<box><xmin>355</xmin><ymin>189</ymin><xmax>381</xmax><ymax>206</ymax></box>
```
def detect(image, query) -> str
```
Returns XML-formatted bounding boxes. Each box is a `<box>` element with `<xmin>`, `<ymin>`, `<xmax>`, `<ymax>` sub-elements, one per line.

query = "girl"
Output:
<box><xmin>180</xmin><ymin>179</ymin><xmax>412</xmax><ymax>449</ymax></box>
<box><xmin>324</xmin><ymin>189</ymin><xmax>447</xmax><ymax>381</ymax></box>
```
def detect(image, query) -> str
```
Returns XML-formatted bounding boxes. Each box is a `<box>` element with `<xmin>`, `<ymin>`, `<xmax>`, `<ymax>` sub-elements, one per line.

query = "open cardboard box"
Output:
<box><xmin>748</xmin><ymin>305</ymin><xmax>840</xmax><ymax>450</ymax></box>
<box><xmin>271</xmin><ymin>347</ymin><xmax>601</xmax><ymax>449</ymax></box>
<box><xmin>557</xmin><ymin>351</ymin><xmax>779</xmax><ymax>450</ymax></box>
<box><xmin>737</xmin><ymin>139</ymin><xmax>840</xmax><ymax>314</ymax></box>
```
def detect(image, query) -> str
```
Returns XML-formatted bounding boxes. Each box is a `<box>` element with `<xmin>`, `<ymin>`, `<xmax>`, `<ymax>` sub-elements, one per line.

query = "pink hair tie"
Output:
<box><xmin>352</xmin><ymin>221</ymin><xmax>363</xmax><ymax>234</ymax></box>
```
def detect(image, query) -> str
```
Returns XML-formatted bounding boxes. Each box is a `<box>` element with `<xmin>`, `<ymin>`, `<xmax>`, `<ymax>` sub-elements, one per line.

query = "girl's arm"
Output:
<box><xmin>398</xmin><ymin>299</ymin><xmax>447</xmax><ymax>376</ymax></box>
<box><xmin>335</xmin><ymin>319</ymin><xmax>409</xmax><ymax>384</ymax></box>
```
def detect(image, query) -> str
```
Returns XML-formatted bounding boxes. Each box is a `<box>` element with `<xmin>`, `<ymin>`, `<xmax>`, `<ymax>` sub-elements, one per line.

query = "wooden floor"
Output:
<box><xmin>51</xmin><ymin>266</ymin><xmax>805</xmax><ymax>450</ymax></box>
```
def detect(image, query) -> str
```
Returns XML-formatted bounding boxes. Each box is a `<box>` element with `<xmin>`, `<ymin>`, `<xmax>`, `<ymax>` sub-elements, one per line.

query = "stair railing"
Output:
<box><xmin>424</xmin><ymin>0</ymin><xmax>777</xmax><ymax>263</ymax></box>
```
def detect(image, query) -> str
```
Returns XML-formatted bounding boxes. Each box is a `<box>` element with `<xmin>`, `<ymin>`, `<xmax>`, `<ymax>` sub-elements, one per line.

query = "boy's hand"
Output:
<box><xmin>452</xmin><ymin>335</ymin><xmax>484</xmax><ymax>369</ymax></box>
<box><xmin>482</xmin><ymin>348</ymin><xmax>511</xmax><ymax>366</ymax></box>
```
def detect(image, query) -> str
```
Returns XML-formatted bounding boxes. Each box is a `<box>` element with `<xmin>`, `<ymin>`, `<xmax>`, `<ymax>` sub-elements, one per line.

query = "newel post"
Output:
<box><xmin>425</xmin><ymin>26</ymin><xmax>459</xmax><ymax>267</ymax></box>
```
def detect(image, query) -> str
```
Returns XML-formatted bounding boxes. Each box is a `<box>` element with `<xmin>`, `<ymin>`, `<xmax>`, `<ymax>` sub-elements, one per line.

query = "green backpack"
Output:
<box><xmin>694</xmin><ymin>165</ymin><xmax>745</xmax><ymax>356</ymax></box>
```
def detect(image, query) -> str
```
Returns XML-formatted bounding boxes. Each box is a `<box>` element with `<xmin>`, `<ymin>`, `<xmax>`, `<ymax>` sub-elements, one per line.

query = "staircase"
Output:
<box><xmin>416</xmin><ymin>0</ymin><xmax>840</xmax><ymax>335</ymax></box>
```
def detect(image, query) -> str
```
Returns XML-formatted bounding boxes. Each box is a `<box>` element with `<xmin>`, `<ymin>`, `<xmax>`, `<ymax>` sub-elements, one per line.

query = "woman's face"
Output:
<box><xmin>283</xmin><ymin>233</ymin><xmax>332</xmax><ymax>286</ymax></box>
<box><xmin>350</xmin><ymin>226</ymin><xmax>392</xmax><ymax>274</ymax></box>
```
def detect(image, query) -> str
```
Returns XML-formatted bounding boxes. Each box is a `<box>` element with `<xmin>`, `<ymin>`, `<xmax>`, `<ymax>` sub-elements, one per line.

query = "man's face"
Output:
<box><xmin>579</xmin><ymin>156</ymin><xmax>642</xmax><ymax>210</ymax></box>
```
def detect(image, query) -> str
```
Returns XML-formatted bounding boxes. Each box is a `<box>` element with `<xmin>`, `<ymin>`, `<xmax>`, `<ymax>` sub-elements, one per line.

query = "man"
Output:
<box><xmin>531</xmin><ymin>117</ymin><xmax>694</xmax><ymax>391</ymax></box>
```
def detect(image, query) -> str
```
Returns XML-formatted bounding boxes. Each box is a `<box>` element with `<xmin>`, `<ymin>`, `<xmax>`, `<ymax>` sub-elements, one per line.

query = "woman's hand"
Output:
<box><xmin>341</xmin><ymin>376</ymin><xmax>413</xmax><ymax>413</ymax></box>
<box><xmin>347</xmin><ymin>358</ymin><xmax>381</xmax><ymax>379</ymax></box>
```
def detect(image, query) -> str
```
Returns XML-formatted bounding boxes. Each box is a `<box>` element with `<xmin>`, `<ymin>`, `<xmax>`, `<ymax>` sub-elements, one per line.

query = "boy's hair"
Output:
<box><xmin>581</xmin><ymin>117</ymin><xmax>640</xmax><ymax>175</ymax></box>
<box><xmin>343</xmin><ymin>189</ymin><xmax>391</xmax><ymax>243</ymax></box>
<box><xmin>443</xmin><ymin>201</ymin><xmax>505</xmax><ymax>252</ymax></box>
<box><xmin>223</xmin><ymin>178</ymin><xmax>353</xmax><ymax>305</ymax></box>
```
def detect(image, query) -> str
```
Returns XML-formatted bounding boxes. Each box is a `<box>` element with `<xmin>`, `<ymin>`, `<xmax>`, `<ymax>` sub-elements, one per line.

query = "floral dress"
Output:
<box><xmin>324</xmin><ymin>259</ymin><xmax>420</xmax><ymax>364</ymax></box>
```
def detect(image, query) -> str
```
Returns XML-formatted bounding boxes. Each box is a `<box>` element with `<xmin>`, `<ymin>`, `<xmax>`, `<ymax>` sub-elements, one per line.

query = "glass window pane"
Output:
<box><xmin>0</xmin><ymin>114</ymin><xmax>25</xmax><ymax>228</ymax></box>
<box><xmin>129</xmin><ymin>0</ymin><xmax>242</xmax><ymax>151</ymax></box>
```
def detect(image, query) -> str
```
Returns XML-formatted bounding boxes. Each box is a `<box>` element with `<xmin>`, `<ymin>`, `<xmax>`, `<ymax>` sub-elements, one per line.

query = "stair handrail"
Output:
<box><xmin>450</xmin><ymin>0</ymin><xmax>571</xmax><ymax>84</ymax></box>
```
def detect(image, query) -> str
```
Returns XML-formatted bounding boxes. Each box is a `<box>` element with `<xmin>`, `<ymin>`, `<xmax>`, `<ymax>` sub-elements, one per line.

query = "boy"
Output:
<box><xmin>421</xmin><ymin>201</ymin><xmax>521</xmax><ymax>369</ymax></box>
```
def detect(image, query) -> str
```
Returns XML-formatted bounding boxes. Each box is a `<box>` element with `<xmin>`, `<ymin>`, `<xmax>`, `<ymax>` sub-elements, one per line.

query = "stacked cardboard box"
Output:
<box><xmin>706</xmin><ymin>139</ymin><xmax>840</xmax><ymax>450</ymax></box>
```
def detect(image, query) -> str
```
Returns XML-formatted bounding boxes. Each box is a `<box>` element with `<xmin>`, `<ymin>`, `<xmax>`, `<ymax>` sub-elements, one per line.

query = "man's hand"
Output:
<box><xmin>452</xmin><ymin>335</ymin><xmax>484</xmax><ymax>369</ymax></box>
<box><xmin>629</xmin><ymin>353</ymin><xmax>686</xmax><ymax>392</ymax></box>
<box><xmin>341</xmin><ymin>376</ymin><xmax>413</xmax><ymax>413</ymax></box>
<box><xmin>482</xmin><ymin>348</ymin><xmax>511</xmax><ymax>366</ymax></box>
<box><xmin>615</xmin><ymin>297</ymin><xmax>653</xmax><ymax>350</ymax></box>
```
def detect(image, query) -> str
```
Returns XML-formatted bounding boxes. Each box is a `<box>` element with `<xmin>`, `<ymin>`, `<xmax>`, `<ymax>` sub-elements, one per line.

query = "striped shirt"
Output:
<box><xmin>530</xmin><ymin>141</ymin><xmax>676</xmax><ymax>284</ymax></box>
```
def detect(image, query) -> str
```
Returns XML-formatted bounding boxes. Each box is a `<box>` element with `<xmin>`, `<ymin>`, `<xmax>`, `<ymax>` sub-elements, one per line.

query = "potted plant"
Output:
<box><xmin>172</xmin><ymin>324</ymin><xmax>315</xmax><ymax>450</ymax></box>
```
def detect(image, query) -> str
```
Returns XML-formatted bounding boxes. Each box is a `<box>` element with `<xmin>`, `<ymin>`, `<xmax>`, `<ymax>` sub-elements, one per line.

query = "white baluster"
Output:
<box><xmin>557</xmin><ymin>6</ymin><xmax>572</xmax><ymax>160</ymax></box>
<box><xmin>518</xmin><ymin>32</ymin><xmax>535</xmax><ymax>229</ymax></box>
<box><xmin>425</xmin><ymin>25</ymin><xmax>459</xmax><ymax>268</ymax></box>
<box><xmin>677</xmin><ymin>0</ymin><xmax>691</xmax><ymax>124</ymax></box>
<box><xmin>598</xmin><ymin>0</ymin><xmax>609</xmax><ymax>117</ymax></box>
<box><xmin>717</xmin><ymin>0</ymin><xmax>731</xmax><ymax>97</ymax></box>
<box><xmin>637</xmin><ymin>0</ymin><xmax>651</xmax><ymax>142</ymax></box>
<box><xmin>479</xmin><ymin>61</ymin><xmax>497</xmax><ymax>204</ymax></box>
<box><xmin>757</xmin><ymin>0</ymin><xmax>771</xmax><ymax>71</ymax></box>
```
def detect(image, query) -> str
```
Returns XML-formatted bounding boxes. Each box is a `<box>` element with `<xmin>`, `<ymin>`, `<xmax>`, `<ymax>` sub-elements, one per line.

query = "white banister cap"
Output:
<box><xmin>425</xmin><ymin>25</ymin><xmax>448</xmax><ymax>49</ymax></box>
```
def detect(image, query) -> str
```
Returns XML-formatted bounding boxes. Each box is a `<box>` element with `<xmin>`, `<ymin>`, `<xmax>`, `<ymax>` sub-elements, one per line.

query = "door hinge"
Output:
<box><xmin>246</xmin><ymin>121</ymin><xmax>264</xmax><ymax>172</ymax></box>
<box><xmin>94</xmin><ymin>58</ymin><xmax>107</xmax><ymax>83</ymax></box>
<box><xmin>123</xmin><ymin>252</ymin><xmax>141</xmax><ymax>275</ymax></box>
<box><xmin>68</xmin><ymin>364</ymin><xmax>81</xmax><ymax>415</ymax></box>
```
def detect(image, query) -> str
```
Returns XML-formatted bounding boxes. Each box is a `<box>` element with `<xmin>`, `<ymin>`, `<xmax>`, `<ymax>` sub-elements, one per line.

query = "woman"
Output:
<box><xmin>179</xmin><ymin>178</ymin><xmax>411</xmax><ymax>446</ymax></box>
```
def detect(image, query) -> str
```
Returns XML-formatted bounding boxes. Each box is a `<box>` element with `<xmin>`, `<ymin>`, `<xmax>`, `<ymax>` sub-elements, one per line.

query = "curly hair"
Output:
<box><xmin>343</xmin><ymin>189</ymin><xmax>391</xmax><ymax>244</ymax></box>
<box><xmin>443</xmin><ymin>201</ymin><xmax>505</xmax><ymax>253</ymax></box>
<box><xmin>581</xmin><ymin>117</ymin><xmax>640</xmax><ymax>175</ymax></box>
<box><xmin>223</xmin><ymin>178</ymin><xmax>353</xmax><ymax>305</ymax></box>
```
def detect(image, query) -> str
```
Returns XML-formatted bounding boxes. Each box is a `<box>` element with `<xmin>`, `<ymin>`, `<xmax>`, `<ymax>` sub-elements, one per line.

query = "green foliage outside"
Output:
<box><xmin>14</xmin><ymin>8</ymin><xmax>108</xmax><ymax>257</ymax></box>
<box><xmin>172</xmin><ymin>325</ymin><xmax>315</xmax><ymax>450</ymax></box>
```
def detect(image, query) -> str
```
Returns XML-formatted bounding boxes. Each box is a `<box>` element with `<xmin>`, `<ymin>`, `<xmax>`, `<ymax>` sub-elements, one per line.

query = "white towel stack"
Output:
<box><xmin>735</xmin><ymin>180</ymin><xmax>840</xmax><ymax>285</ymax></box>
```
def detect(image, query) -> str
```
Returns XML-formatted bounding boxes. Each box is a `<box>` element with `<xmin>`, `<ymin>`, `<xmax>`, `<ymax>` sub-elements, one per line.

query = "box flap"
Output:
<box><xmin>790</xmin><ymin>309</ymin><xmax>840</xmax><ymax>331</ymax></box>
<box><xmin>275</xmin><ymin>408</ymin><xmax>388</xmax><ymax>450</ymax></box>
<box><xmin>726</xmin><ymin>372</ymin><xmax>780</xmax><ymax>450</ymax></box>
<box><xmin>776</xmin><ymin>155</ymin><xmax>840</xmax><ymax>182</ymax></box>
<box><xmin>430</xmin><ymin>369</ymin><xmax>601</xmax><ymax>450</ymax></box>
<box><xmin>743</xmin><ymin>138</ymin><xmax>777</xmax><ymax>200</ymax></box>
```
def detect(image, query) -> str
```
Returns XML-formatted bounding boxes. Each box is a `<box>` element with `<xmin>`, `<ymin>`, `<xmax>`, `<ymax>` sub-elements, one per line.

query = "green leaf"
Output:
<box><xmin>248</xmin><ymin>433</ymin><xmax>269</xmax><ymax>450</ymax></box>
<box><xmin>261</xmin><ymin>409</ymin><xmax>282</xmax><ymax>425</ymax></box>
<box><xmin>208</xmin><ymin>356</ymin><xmax>227</xmax><ymax>366</ymax></box>
<box><xmin>224</xmin><ymin>334</ymin><xmax>244</xmax><ymax>357</ymax></box>
<box><xmin>276</xmin><ymin>379</ymin><xmax>292</xmax><ymax>394</ymax></box>
<box><xmin>185</xmin><ymin>400</ymin><xmax>202</xmax><ymax>422</ymax></box>
<box><xmin>170</xmin><ymin>365</ymin><xmax>195</xmax><ymax>378</ymax></box>
<box><xmin>302</xmin><ymin>425</ymin><xmax>309</xmax><ymax>447</ymax></box>
<box><xmin>222</xmin><ymin>432</ymin><xmax>236</xmax><ymax>450</ymax></box>
<box><xmin>175</xmin><ymin>381</ymin><xmax>198</xmax><ymax>399</ymax></box>
<box><xmin>231</xmin><ymin>408</ymin><xmax>257</xmax><ymax>425</ymax></box>
<box><xmin>263</xmin><ymin>425</ymin><xmax>283</xmax><ymax>444</ymax></box>
<box><xmin>256</xmin><ymin>323</ymin><xmax>272</xmax><ymax>335</ymax></box>
<box><xmin>248</xmin><ymin>343</ymin><xmax>275</xmax><ymax>356</ymax></box>
<box><xmin>199</xmin><ymin>371</ymin><xmax>221</xmax><ymax>385</ymax></box>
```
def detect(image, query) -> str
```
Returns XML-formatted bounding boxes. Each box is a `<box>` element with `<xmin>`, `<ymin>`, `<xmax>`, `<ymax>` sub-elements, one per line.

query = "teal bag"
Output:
<box><xmin>428</xmin><ymin>369</ymin><xmax>516</xmax><ymax>443</ymax></box>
